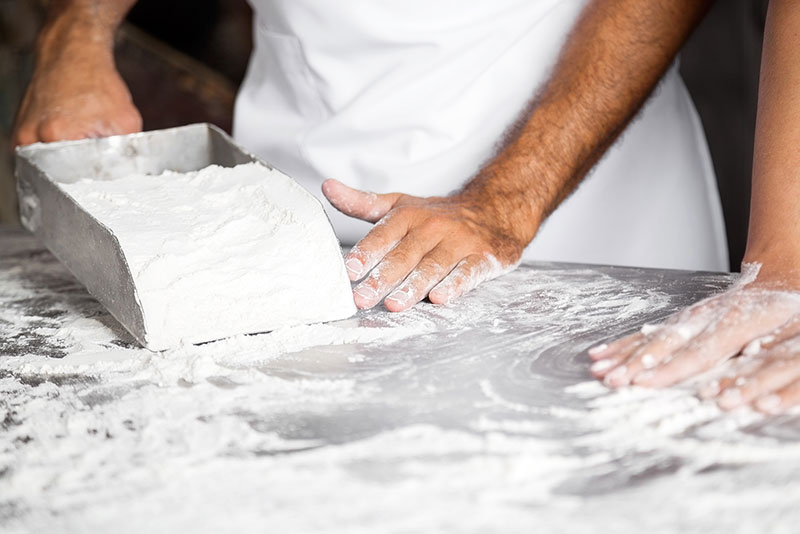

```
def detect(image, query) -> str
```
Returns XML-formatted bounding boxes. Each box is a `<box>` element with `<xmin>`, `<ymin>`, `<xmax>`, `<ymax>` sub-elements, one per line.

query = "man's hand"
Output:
<box><xmin>12</xmin><ymin>0</ymin><xmax>141</xmax><ymax>147</ymax></box>
<box><xmin>321</xmin><ymin>0</ymin><xmax>714</xmax><ymax>312</ymax></box>
<box><xmin>13</xmin><ymin>51</ymin><xmax>141</xmax><ymax>147</ymax></box>
<box><xmin>322</xmin><ymin>179</ymin><xmax>525</xmax><ymax>311</ymax></box>
<box><xmin>589</xmin><ymin>267</ymin><xmax>800</xmax><ymax>414</ymax></box>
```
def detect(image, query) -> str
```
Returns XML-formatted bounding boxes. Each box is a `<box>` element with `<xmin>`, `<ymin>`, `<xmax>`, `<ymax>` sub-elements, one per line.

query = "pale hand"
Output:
<box><xmin>322</xmin><ymin>179</ymin><xmax>524</xmax><ymax>311</ymax></box>
<box><xmin>13</xmin><ymin>48</ymin><xmax>141</xmax><ymax>147</ymax></box>
<box><xmin>589</xmin><ymin>268</ymin><xmax>800</xmax><ymax>414</ymax></box>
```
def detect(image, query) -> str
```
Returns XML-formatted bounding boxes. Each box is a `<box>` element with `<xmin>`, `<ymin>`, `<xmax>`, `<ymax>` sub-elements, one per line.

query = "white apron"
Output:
<box><xmin>234</xmin><ymin>0</ymin><xmax>728</xmax><ymax>271</ymax></box>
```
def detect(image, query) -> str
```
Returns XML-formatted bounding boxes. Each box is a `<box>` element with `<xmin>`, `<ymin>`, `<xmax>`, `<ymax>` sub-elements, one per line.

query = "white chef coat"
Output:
<box><xmin>233</xmin><ymin>0</ymin><xmax>729</xmax><ymax>271</ymax></box>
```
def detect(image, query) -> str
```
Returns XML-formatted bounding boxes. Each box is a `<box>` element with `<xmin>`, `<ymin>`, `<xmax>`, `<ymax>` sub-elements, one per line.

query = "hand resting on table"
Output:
<box><xmin>590</xmin><ymin>265</ymin><xmax>800</xmax><ymax>414</ymax></box>
<box><xmin>322</xmin><ymin>179</ymin><xmax>522</xmax><ymax>312</ymax></box>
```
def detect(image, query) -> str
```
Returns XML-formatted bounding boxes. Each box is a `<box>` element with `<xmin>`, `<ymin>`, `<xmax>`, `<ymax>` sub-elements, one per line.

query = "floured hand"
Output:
<box><xmin>589</xmin><ymin>265</ymin><xmax>800</xmax><ymax>414</ymax></box>
<box><xmin>322</xmin><ymin>179</ymin><xmax>527</xmax><ymax>311</ymax></box>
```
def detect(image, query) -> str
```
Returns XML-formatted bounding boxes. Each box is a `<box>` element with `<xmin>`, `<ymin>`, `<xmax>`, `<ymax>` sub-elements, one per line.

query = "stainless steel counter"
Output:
<box><xmin>1</xmin><ymin>226</ymin><xmax>798</xmax><ymax>533</ymax></box>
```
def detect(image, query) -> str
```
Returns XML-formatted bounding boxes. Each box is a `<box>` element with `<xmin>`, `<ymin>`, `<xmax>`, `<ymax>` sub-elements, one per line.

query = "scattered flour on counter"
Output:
<box><xmin>10</xmin><ymin>242</ymin><xmax>796</xmax><ymax>534</ymax></box>
<box><xmin>60</xmin><ymin>163</ymin><xmax>356</xmax><ymax>350</ymax></box>
<box><xmin>1</xmin><ymin>312</ymin><xmax>433</xmax><ymax>387</ymax></box>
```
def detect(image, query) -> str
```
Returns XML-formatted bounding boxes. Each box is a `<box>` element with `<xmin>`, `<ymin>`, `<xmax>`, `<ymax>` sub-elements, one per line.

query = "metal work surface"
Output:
<box><xmin>1</xmin><ymin>227</ymin><xmax>799</xmax><ymax>533</ymax></box>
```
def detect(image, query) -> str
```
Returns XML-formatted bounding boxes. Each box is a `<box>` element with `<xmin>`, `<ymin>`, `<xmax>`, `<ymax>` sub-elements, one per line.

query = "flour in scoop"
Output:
<box><xmin>61</xmin><ymin>163</ymin><xmax>356</xmax><ymax>350</ymax></box>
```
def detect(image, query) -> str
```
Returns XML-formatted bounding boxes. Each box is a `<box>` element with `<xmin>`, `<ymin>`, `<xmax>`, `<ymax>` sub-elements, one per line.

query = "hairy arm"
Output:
<box><xmin>324</xmin><ymin>0</ymin><xmax>712</xmax><ymax>311</ymax></box>
<box><xmin>592</xmin><ymin>1</ymin><xmax>800</xmax><ymax>414</ymax></box>
<box><xmin>463</xmin><ymin>0</ymin><xmax>712</xmax><ymax>237</ymax></box>
<box><xmin>12</xmin><ymin>0</ymin><xmax>141</xmax><ymax>146</ymax></box>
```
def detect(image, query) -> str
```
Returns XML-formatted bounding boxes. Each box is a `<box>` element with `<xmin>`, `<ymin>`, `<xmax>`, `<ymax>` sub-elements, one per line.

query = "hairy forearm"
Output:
<box><xmin>462</xmin><ymin>0</ymin><xmax>712</xmax><ymax>248</ymax></box>
<box><xmin>743</xmin><ymin>0</ymin><xmax>800</xmax><ymax>284</ymax></box>
<box><xmin>37</xmin><ymin>0</ymin><xmax>137</xmax><ymax>64</ymax></box>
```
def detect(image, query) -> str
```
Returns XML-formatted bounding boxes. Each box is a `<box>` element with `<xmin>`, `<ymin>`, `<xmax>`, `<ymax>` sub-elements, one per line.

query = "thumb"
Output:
<box><xmin>321</xmin><ymin>179</ymin><xmax>401</xmax><ymax>222</ymax></box>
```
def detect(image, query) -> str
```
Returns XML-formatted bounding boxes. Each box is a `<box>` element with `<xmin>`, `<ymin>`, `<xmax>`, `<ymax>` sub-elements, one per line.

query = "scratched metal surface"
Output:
<box><xmin>1</xmin><ymin>226</ymin><xmax>799</xmax><ymax>533</ymax></box>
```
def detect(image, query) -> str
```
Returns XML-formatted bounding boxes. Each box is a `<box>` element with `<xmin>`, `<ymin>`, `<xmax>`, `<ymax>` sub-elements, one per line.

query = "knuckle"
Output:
<box><xmin>361</xmin><ymin>268</ymin><xmax>387</xmax><ymax>292</ymax></box>
<box><xmin>38</xmin><ymin>119</ymin><xmax>67</xmax><ymax>141</ymax></box>
<box><xmin>393</xmin><ymin>193</ymin><xmax>417</xmax><ymax>207</ymax></box>
<box><xmin>389</xmin><ymin>205</ymin><xmax>417</xmax><ymax>221</ymax></box>
<box><xmin>359</xmin><ymin>226</ymin><xmax>391</xmax><ymax>248</ymax></box>
<box><xmin>416</xmin><ymin>257</ymin><xmax>446</xmax><ymax>278</ymax></box>
<box><xmin>375</xmin><ymin>213</ymin><xmax>399</xmax><ymax>231</ymax></box>
<box><xmin>123</xmin><ymin>110</ymin><xmax>143</xmax><ymax>132</ymax></box>
<box><xmin>421</xmin><ymin>214</ymin><xmax>451</xmax><ymax>230</ymax></box>
<box><xmin>363</xmin><ymin>273</ymin><xmax>382</xmax><ymax>290</ymax></box>
<box><xmin>13</xmin><ymin>127</ymin><xmax>36</xmax><ymax>147</ymax></box>
<box><xmin>421</xmin><ymin>254</ymin><xmax>445</xmax><ymax>270</ymax></box>
<box><xmin>468</xmin><ymin>253</ymin><xmax>490</xmax><ymax>269</ymax></box>
<box><xmin>387</xmin><ymin>245</ymin><xmax>414</xmax><ymax>267</ymax></box>
<box><xmin>402</xmin><ymin>270</ymin><xmax>431</xmax><ymax>293</ymax></box>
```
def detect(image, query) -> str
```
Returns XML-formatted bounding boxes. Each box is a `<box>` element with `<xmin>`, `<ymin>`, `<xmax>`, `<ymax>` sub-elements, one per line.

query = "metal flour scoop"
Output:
<box><xmin>14</xmin><ymin>123</ymin><xmax>355</xmax><ymax>351</ymax></box>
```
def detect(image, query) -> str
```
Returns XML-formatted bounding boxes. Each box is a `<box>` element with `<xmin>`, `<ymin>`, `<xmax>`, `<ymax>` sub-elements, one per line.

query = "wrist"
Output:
<box><xmin>36</xmin><ymin>11</ymin><xmax>116</xmax><ymax>69</ymax></box>
<box><xmin>458</xmin><ymin>161</ymin><xmax>545</xmax><ymax>249</ymax></box>
<box><xmin>742</xmin><ymin>245</ymin><xmax>800</xmax><ymax>290</ymax></box>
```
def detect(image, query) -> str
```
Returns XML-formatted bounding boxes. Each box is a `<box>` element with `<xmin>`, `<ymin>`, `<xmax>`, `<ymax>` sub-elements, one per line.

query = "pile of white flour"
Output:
<box><xmin>61</xmin><ymin>163</ymin><xmax>356</xmax><ymax>350</ymax></box>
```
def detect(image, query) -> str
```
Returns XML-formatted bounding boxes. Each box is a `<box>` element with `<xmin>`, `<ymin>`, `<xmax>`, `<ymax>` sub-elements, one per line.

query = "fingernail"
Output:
<box><xmin>699</xmin><ymin>380</ymin><xmax>721</xmax><ymax>399</ymax></box>
<box><xmin>588</xmin><ymin>343</ymin><xmax>608</xmax><ymax>356</ymax></box>
<box><xmin>604</xmin><ymin>365</ymin><xmax>629</xmax><ymax>387</ymax></box>
<box><xmin>354</xmin><ymin>285</ymin><xmax>378</xmax><ymax>303</ymax></box>
<box><xmin>429</xmin><ymin>279</ymin><xmax>459</xmax><ymax>304</ymax></box>
<box><xmin>590</xmin><ymin>359</ymin><xmax>615</xmax><ymax>374</ymax></box>
<box><xmin>755</xmin><ymin>394</ymin><xmax>782</xmax><ymax>414</ymax></box>
<box><xmin>385</xmin><ymin>289</ymin><xmax>410</xmax><ymax>305</ymax></box>
<box><xmin>718</xmin><ymin>388</ymin><xmax>743</xmax><ymax>410</ymax></box>
<box><xmin>345</xmin><ymin>257</ymin><xmax>365</xmax><ymax>278</ymax></box>
<box><xmin>640</xmin><ymin>353</ymin><xmax>657</xmax><ymax>370</ymax></box>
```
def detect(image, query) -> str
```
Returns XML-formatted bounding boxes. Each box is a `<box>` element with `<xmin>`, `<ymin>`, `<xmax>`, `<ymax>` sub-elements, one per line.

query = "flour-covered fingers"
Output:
<box><xmin>589</xmin><ymin>352</ymin><xmax>631</xmax><ymax>380</ymax></box>
<box><xmin>599</xmin><ymin>329</ymin><xmax>692</xmax><ymax>387</ymax></box>
<box><xmin>428</xmin><ymin>253</ymin><xmax>513</xmax><ymax>305</ymax></box>
<box><xmin>633</xmin><ymin>319</ymin><xmax>772</xmax><ymax>389</ymax></box>
<box><xmin>632</xmin><ymin>293</ymin><xmax>800</xmax><ymax>388</ymax></box>
<box><xmin>698</xmin><ymin>377</ymin><xmax>728</xmax><ymax>400</ymax></box>
<box><xmin>714</xmin><ymin>357</ymin><xmax>800</xmax><ymax>411</ymax></box>
<box><xmin>587</xmin><ymin>330</ymin><xmax>649</xmax><ymax>362</ymax></box>
<box><xmin>631</xmin><ymin>316</ymin><xmax>748</xmax><ymax>388</ymax></box>
<box><xmin>630</xmin><ymin>340</ymin><xmax>728</xmax><ymax>389</ymax></box>
<box><xmin>352</xmin><ymin>228</ymin><xmax>437</xmax><ymax>309</ymax></box>
<box><xmin>755</xmin><ymin>378</ymin><xmax>800</xmax><ymax>415</ymax></box>
<box><xmin>322</xmin><ymin>179</ymin><xmax>401</xmax><ymax>223</ymax></box>
<box><xmin>588</xmin><ymin>336</ymin><xmax>645</xmax><ymax>381</ymax></box>
<box><xmin>323</xmin><ymin>180</ymin><xmax>405</xmax><ymax>281</ymax></box>
<box><xmin>705</xmin><ymin>338</ymin><xmax>800</xmax><ymax>408</ymax></box>
<box><xmin>697</xmin><ymin>357</ymin><xmax>766</xmax><ymax>399</ymax></box>
<box><xmin>342</xmin><ymin>212</ymin><xmax>410</xmax><ymax>282</ymax></box>
<box><xmin>384</xmin><ymin>247</ymin><xmax>455</xmax><ymax>312</ymax></box>
<box><xmin>755</xmin><ymin>316</ymin><xmax>800</xmax><ymax>352</ymax></box>
<box><xmin>590</xmin><ymin>302</ymin><xmax>716</xmax><ymax>387</ymax></box>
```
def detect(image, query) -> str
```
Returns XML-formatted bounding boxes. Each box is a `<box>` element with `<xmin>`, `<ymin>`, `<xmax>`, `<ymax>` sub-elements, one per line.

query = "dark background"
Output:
<box><xmin>681</xmin><ymin>0</ymin><xmax>769</xmax><ymax>270</ymax></box>
<box><xmin>0</xmin><ymin>0</ymin><xmax>770</xmax><ymax>270</ymax></box>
